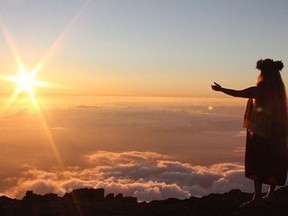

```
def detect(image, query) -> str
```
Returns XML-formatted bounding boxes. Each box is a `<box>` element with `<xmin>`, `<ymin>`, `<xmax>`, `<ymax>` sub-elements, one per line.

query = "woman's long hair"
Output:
<box><xmin>256</xmin><ymin>59</ymin><xmax>287</xmax><ymax>137</ymax></box>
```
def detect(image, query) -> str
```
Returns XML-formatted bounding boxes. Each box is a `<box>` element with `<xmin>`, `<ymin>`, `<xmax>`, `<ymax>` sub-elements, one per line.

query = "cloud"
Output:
<box><xmin>86</xmin><ymin>151</ymin><xmax>171</xmax><ymax>167</ymax></box>
<box><xmin>0</xmin><ymin>98</ymin><xmax>250</xmax><ymax>200</ymax></box>
<box><xmin>233</xmin><ymin>146</ymin><xmax>245</xmax><ymax>153</ymax></box>
<box><xmin>0</xmin><ymin>98</ymin><xmax>246</xmax><ymax>170</ymax></box>
<box><xmin>236</xmin><ymin>130</ymin><xmax>246</xmax><ymax>137</ymax></box>
<box><xmin>2</xmin><ymin>151</ymin><xmax>252</xmax><ymax>201</ymax></box>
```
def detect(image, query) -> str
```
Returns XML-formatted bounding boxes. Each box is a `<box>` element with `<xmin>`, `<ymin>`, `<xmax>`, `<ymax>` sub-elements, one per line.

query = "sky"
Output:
<box><xmin>0</xmin><ymin>0</ymin><xmax>287</xmax><ymax>97</ymax></box>
<box><xmin>0</xmin><ymin>0</ymin><xmax>287</xmax><ymax>201</ymax></box>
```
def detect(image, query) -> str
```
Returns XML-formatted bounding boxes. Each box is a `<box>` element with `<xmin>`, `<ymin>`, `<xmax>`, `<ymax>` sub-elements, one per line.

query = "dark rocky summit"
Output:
<box><xmin>0</xmin><ymin>187</ymin><xmax>288</xmax><ymax>216</ymax></box>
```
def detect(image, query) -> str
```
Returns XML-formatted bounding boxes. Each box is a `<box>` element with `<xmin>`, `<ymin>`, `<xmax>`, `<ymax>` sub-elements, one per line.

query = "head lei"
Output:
<box><xmin>256</xmin><ymin>58</ymin><xmax>284</xmax><ymax>72</ymax></box>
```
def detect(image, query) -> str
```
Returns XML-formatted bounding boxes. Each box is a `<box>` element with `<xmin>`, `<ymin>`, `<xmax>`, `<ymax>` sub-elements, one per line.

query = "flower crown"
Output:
<box><xmin>256</xmin><ymin>58</ymin><xmax>284</xmax><ymax>71</ymax></box>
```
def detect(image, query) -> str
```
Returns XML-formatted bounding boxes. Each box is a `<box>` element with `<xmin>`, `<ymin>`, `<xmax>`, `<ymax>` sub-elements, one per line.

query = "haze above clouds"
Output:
<box><xmin>0</xmin><ymin>96</ymin><xmax>254</xmax><ymax>200</ymax></box>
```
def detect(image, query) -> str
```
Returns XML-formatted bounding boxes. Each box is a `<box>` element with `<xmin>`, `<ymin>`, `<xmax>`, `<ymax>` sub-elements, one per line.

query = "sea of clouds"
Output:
<box><xmin>0</xmin><ymin>97</ymin><xmax>273</xmax><ymax>200</ymax></box>
<box><xmin>2</xmin><ymin>151</ymin><xmax>252</xmax><ymax>201</ymax></box>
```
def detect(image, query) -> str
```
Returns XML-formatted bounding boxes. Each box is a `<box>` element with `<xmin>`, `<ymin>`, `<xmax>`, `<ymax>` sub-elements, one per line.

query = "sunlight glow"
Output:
<box><xmin>3</xmin><ymin>63</ymin><xmax>50</xmax><ymax>108</ymax></box>
<box><xmin>0</xmin><ymin>0</ymin><xmax>91</xmax><ymax>111</ymax></box>
<box><xmin>0</xmin><ymin>0</ymin><xmax>92</xmax><ymax>175</ymax></box>
<box><xmin>0</xmin><ymin>56</ymin><xmax>52</xmax><ymax>115</ymax></box>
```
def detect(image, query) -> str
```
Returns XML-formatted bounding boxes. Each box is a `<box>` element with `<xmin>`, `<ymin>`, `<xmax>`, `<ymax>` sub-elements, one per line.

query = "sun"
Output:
<box><xmin>0</xmin><ymin>1</ymin><xmax>92</xmax><ymax>172</ymax></box>
<box><xmin>7</xmin><ymin>64</ymin><xmax>49</xmax><ymax>98</ymax></box>
<box><xmin>1</xmin><ymin>61</ymin><xmax>51</xmax><ymax>112</ymax></box>
<box><xmin>10</xmin><ymin>70</ymin><xmax>38</xmax><ymax>94</ymax></box>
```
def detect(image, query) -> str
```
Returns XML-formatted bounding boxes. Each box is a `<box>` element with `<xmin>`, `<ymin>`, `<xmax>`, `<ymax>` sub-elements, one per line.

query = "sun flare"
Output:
<box><xmin>0</xmin><ymin>1</ymin><xmax>92</xmax><ymax>171</ymax></box>
<box><xmin>7</xmin><ymin>66</ymin><xmax>49</xmax><ymax>98</ymax></box>
<box><xmin>1</xmin><ymin>61</ymin><xmax>51</xmax><ymax>112</ymax></box>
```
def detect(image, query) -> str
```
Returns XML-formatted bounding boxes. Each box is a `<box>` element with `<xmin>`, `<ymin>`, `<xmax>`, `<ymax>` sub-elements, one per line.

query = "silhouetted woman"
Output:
<box><xmin>212</xmin><ymin>59</ymin><xmax>287</xmax><ymax>207</ymax></box>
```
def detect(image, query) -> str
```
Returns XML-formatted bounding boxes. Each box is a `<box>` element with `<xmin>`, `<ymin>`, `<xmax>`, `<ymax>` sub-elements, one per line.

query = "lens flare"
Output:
<box><xmin>2</xmin><ymin>63</ymin><xmax>51</xmax><ymax>111</ymax></box>
<box><xmin>0</xmin><ymin>0</ymin><xmax>92</xmax><ymax>174</ymax></box>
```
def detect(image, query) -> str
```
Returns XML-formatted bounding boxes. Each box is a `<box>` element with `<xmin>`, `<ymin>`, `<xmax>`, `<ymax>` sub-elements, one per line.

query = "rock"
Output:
<box><xmin>115</xmin><ymin>193</ymin><xmax>123</xmax><ymax>199</ymax></box>
<box><xmin>64</xmin><ymin>188</ymin><xmax>105</xmax><ymax>203</ymax></box>
<box><xmin>0</xmin><ymin>187</ymin><xmax>288</xmax><ymax>216</ymax></box>
<box><xmin>106</xmin><ymin>193</ymin><xmax>115</xmax><ymax>200</ymax></box>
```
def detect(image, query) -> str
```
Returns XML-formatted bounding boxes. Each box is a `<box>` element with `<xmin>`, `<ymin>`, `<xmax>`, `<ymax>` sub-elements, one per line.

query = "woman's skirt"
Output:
<box><xmin>245</xmin><ymin>130</ymin><xmax>287</xmax><ymax>185</ymax></box>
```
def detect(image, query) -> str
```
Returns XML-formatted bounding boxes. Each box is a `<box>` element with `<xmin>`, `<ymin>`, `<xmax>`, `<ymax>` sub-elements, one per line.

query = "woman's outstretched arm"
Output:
<box><xmin>211</xmin><ymin>82</ymin><xmax>257</xmax><ymax>98</ymax></box>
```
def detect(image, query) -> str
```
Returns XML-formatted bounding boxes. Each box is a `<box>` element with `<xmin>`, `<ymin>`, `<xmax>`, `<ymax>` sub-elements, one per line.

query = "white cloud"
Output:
<box><xmin>0</xmin><ymin>98</ymin><xmax>250</xmax><ymax>200</ymax></box>
<box><xmin>2</xmin><ymin>151</ymin><xmax>252</xmax><ymax>201</ymax></box>
<box><xmin>0</xmin><ymin>98</ymin><xmax>246</xmax><ymax>170</ymax></box>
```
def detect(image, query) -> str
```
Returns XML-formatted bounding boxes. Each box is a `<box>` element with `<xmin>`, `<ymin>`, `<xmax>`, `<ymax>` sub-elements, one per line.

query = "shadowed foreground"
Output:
<box><xmin>1</xmin><ymin>187</ymin><xmax>288</xmax><ymax>216</ymax></box>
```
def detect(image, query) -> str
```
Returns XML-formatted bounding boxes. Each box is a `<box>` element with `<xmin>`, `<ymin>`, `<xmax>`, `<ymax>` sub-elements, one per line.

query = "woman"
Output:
<box><xmin>212</xmin><ymin>59</ymin><xmax>287</xmax><ymax>207</ymax></box>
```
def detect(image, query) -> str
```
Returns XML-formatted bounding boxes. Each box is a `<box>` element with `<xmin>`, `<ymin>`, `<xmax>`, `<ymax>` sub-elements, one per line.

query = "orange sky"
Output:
<box><xmin>0</xmin><ymin>0</ymin><xmax>286</xmax><ymax>201</ymax></box>
<box><xmin>0</xmin><ymin>1</ymin><xmax>287</xmax><ymax>98</ymax></box>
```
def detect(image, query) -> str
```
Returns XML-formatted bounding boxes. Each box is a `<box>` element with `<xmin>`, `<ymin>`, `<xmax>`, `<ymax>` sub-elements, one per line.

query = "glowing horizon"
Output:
<box><xmin>0</xmin><ymin>0</ymin><xmax>93</xmax><ymax>172</ymax></box>
<box><xmin>0</xmin><ymin>0</ymin><xmax>287</xmax><ymax>201</ymax></box>
<box><xmin>1</xmin><ymin>1</ymin><xmax>286</xmax><ymax>98</ymax></box>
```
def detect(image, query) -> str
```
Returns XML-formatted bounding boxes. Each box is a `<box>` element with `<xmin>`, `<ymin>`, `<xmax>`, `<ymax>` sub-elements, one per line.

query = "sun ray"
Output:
<box><xmin>0</xmin><ymin>16</ymin><xmax>21</xmax><ymax>63</ymax></box>
<box><xmin>33</xmin><ymin>101</ymin><xmax>65</xmax><ymax>170</ymax></box>
<box><xmin>0</xmin><ymin>0</ymin><xmax>92</xmax><ymax>109</ymax></box>
<box><xmin>0</xmin><ymin>0</ymin><xmax>92</xmax><ymax>174</ymax></box>
<box><xmin>31</xmin><ymin>0</ymin><xmax>92</xmax><ymax>78</ymax></box>
<box><xmin>0</xmin><ymin>61</ymin><xmax>51</xmax><ymax>114</ymax></box>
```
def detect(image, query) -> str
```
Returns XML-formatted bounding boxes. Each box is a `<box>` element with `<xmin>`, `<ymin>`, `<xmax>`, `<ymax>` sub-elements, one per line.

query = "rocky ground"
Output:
<box><xmin>0</xmin><ymin>187</ymin><xmax>288</xmax><ymax>216</ymax></box>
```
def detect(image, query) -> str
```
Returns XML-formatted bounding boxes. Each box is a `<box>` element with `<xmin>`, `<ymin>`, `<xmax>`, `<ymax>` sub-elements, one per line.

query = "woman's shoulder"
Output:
<box><xmin>256</xmin><ymin>81</ymin><xmax>266</xmax><ymax>91</ymax></box>
<box><xmin>257</xmin><ymin>81</ymin><xmax>265</xmax><ymax>87</ymax></box>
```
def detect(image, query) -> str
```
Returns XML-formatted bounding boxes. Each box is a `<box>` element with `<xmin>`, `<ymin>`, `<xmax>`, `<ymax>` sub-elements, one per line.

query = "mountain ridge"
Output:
<box><xmin>1</xmin><ymin>186</ymin><xmax>288</xmax><ymax>215</ymax></box>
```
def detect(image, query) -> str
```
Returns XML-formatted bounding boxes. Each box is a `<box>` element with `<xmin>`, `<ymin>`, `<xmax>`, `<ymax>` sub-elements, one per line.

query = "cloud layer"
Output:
<box><xmin>2</xmin><ymin>151</ymin><xmax>253</xmax><ymax>201</ymax></box>
<box><xmin>0</xmin><ymin>97</ymin><xmax>252</xmax><ymax>200</ymax></box>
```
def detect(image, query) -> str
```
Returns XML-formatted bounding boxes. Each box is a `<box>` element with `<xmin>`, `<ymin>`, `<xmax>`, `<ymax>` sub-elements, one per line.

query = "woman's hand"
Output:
<box><xmin>211</xmin><ymin>82</ymin><xmax>222</xmax><ymax>91</ymax></box>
